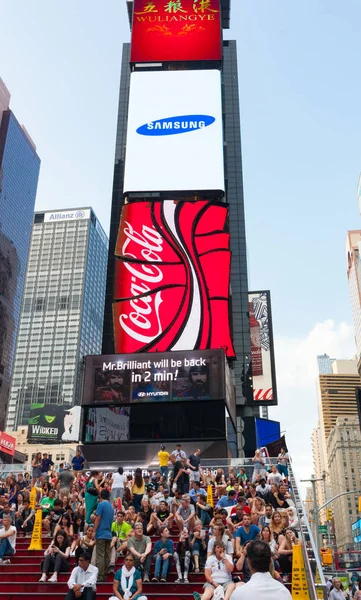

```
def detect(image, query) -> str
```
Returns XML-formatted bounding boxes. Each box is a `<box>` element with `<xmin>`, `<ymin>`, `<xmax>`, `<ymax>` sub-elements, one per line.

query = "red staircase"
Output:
<box><xmin>0</xmin><ymin>531</ymin><xmax>205</xmax><ymax>600</ymax></box>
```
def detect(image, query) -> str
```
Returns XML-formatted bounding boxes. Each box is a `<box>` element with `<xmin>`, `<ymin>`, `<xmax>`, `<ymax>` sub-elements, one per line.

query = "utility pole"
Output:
<box><xmin>322</xmin><ymin>470</ymin><xmax>331</xmax><ymax>547</ymax></box>
<box><xmin>301</xmin><ymin>474</ymin><xmax>323</xmax><ymax>554</ymax></box>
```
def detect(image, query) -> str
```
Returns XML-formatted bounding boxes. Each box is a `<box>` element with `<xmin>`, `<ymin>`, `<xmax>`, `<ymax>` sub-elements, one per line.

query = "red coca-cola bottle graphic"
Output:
<box><xmin>249</xmin><ymin>301</ymin><xmax>263</xmax><ymax>376</ymax></box>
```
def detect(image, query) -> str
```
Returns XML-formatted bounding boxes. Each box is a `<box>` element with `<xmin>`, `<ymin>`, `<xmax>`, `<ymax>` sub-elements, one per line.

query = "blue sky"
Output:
<box><xmin>2</xmin><ymin>0</ymin><xmax>361</xmax><ymax>480</ymax></box>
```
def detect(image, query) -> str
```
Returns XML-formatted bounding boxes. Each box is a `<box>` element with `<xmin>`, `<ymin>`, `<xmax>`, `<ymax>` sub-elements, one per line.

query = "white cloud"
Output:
<box><xmin>268</xmin><ymin>320</ymin><xmax>356</xmax><ymax>494</ymax></box>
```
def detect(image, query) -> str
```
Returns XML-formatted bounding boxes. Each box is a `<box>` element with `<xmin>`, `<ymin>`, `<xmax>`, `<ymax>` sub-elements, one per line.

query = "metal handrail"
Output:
<box><xmin>289</xmin><ymin>459</ymin><xmax>328</xmax><ymax>600</ymax></box>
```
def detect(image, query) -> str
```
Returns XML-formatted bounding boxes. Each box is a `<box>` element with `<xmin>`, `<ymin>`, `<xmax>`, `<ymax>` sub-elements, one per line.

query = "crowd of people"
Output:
<box><xmin>0</xmin><ymin>445</ymin><xmax>300</xmax><ymax>599</ymax></box>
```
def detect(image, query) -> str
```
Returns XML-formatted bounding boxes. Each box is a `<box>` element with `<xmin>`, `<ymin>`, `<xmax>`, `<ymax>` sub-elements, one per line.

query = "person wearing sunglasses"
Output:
<box><xmin>193</xmin><ymin>541</ymin><xmax>235</xmax><ymax>600</ymax></box>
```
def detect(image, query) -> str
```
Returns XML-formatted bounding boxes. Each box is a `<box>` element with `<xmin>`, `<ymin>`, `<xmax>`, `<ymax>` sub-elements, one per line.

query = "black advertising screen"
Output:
<box><xmin>82</xmin><ymin>349</ymin><xmax>226</xmax><ymax>405</ymax></box>
<box><xmin>83</xmin><ymin>401</ymin><xmax>226</xmax><ymax>444</ymax></box>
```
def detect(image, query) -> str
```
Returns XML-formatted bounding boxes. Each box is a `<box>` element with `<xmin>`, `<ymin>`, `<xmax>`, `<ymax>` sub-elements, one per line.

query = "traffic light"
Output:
<box><xmin>326</xmin><ymin>508</ymin><xmax>333</xmax><ymax>521</ymax></box>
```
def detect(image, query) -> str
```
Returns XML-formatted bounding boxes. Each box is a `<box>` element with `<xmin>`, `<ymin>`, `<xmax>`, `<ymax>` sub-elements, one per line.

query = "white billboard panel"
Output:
<box><xmin>123</xmin><ymin>70</ymin><xmax>225</xmax><ymax>194</ymax></box>
<box><xmin>248</xmin><ymin>291</ymin><xmax>278</xmax><ymax>406</ymax></box>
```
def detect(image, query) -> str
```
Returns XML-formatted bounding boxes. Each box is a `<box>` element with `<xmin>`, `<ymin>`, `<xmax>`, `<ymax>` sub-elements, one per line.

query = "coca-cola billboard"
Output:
<box><xmin>248</xmin><ymin>291</ymin><xmax>278</xmax><ymax>406</ymax></box>
<box><xmin>112</xmin><ymin>200</ymin><xmax>235</xmax><ymax>358</ymax></box>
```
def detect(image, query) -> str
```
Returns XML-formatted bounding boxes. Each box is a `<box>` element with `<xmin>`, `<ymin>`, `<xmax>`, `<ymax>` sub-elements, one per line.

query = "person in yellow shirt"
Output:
<box><xmin>158</xmin><ymin>445</ymin><xmax>170</xmax><ymax>480</ymax></box>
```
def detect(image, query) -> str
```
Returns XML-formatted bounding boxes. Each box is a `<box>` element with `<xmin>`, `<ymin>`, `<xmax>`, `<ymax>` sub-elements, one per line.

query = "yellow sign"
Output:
<box><xmin>292</xmin><ymin>544</ymin><xmax>310</xmax><ymax>599</ymax></box>
<box><xmin>207</xmin><ymin>484</ymin><xmax>214</xmax><ymax>508</ymax></box>
<box><xmin>28</xmin><ymin>508</ymin><xmax>43</xmax><ymax>551</ymax></box>
<box><xmin>315</xmin><ymin>567</ymin><xmax>324</xmax><ymax>599</ymax></box>
<box><xmin>29</xmin><ymin>487</ymin><xmax>37</xmax><ymax>510</ymax></box>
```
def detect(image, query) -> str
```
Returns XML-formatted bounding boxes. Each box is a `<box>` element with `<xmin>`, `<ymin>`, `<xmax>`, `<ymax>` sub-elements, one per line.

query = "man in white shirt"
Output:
<box><xmin>0</xmin><ymin>515</ymin><xmax>16</xmax><ymax>564</ymax></box>
<box><xmin>230</xmin><ymin>541</ymin><xmax>291</xmax><ymax>599</ymax></box>
<box><xmin>65</xmin><ymin>552</ymin><xmax>98</xmax><ymax>599</ymax></box>
<box><xmin>172</xmin><ymin>444</ymin><xmax>187</xmax><ymax>461</ymax></box>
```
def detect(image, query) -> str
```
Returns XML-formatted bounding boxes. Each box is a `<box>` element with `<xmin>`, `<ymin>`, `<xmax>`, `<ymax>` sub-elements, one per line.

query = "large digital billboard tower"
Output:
<box><xmin>99</xmin><ymin>0</ymin><xmax>255</xmax><ymax>461</ymax></box>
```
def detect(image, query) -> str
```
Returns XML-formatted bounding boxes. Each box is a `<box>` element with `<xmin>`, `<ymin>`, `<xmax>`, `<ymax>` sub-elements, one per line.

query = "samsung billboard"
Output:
<box><xmin>123</xmin><ymin>70</ymin><xmax>225</xmax><ymax>195</ymax></box>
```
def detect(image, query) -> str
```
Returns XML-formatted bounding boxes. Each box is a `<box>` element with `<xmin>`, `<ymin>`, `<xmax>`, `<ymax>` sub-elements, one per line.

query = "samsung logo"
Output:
<box><xmin>136</xmin><ymin>115</ymin><xmax>215</xmax><ymax>136</ymax></box>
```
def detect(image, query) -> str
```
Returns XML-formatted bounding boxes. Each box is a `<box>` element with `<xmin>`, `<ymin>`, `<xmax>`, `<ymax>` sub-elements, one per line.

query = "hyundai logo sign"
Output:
<box><xmin>136</xmin><ymin>115</ymin><xmax>215</xmax><ymax>136</ymax></box>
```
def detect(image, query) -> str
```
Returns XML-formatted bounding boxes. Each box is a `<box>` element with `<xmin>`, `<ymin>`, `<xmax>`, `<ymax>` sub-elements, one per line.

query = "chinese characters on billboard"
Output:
<box><xmin>82</xmin><ymin>350</ymin><xmax>226</xmax><ymax>405</ymax></box>
<box><xmin>131</xmin><ymin>0</ymin><xmax>222</xmax><ymax>63</ymax></box>
<box><xmin>123</xmin><ymin>70</ymin><xmax>225</xmax><ymax>194</ymax></box>
<box><xmin>112</xmin><ymin>201</ymin><xmax>235</xmax><ymax>358</ymax></box>
<box><xmin>248</xmin><ymin>291</ymin><xmax>278</xmax><ymax>406</ymax></box>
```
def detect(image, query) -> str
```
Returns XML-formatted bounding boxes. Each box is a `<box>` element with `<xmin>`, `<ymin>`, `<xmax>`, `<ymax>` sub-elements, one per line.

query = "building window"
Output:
<box><xmin>59</xmin><ymin>296</ymin><xmax>69</xmax><ymax>310</ymax></box>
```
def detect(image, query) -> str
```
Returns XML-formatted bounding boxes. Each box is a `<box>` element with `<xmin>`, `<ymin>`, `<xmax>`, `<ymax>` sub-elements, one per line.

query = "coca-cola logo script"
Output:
<box><xmin>113</xmin><ymin>201</ymin><xmax>235</xmax><ymax>358</ymax></box>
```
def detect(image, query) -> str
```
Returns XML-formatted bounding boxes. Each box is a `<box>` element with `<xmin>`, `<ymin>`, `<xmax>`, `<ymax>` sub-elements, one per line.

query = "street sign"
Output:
<box><xmin>319</xmin><ymin>526</ymin><xmax>328</xmax><ymax>534</ymax></box>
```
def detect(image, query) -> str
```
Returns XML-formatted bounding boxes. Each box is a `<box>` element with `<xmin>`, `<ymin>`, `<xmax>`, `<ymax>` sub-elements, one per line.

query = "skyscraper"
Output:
<box><xmin>317</xmin><ymin>359</ymin><xmax>360</xmax><ymax>448</ymax></box>
<box><xmin>0</xmin><ymin>78</ymin><xmax>41</xmax><ymax>428</ymax></box>
<box><xmin>327</xmin><ymin>415</ymin><xmax>361</xmax><ymax>548</ymax></box>
<box><xmin>346</xmin><ymin>229</ymin><xmax>361</xmax><ymax>366</ymax></box>
<box><xmin>317</xmin><ymin>353</ymin><xmax>336</xmax><ymax>375</ymax></box>
<box><xmin>102</xmin><ymin>1</ymin><xmax>255</xmax><ymax>455</ymax></box>
<box><xmin>6</xmin><ymin>208</ymin><xmax>108</xmax><ymax>431</ymax></box>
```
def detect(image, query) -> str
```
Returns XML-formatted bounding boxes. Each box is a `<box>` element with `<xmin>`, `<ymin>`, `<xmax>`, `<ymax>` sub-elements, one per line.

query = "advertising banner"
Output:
<box><xmin>248</xmin><ymin>291</ymin><xmax>278</xmax><ymax>405</ymax></box>
<box><xmin>113</xmin><ymin>200</ymin><xmax>235</xmax><ymax>358</ymax></box>
<box><xmin>123</xmin><ymin>70</ymin><xmax>224</xmax><ymax>194</ymax></box>
<box><xmin>84</xmin><ymin>407</ymin><xmax>130</xmax><ymax>443</ymax></box>
<box><xmin>131</xmin><ymin>0</ymin><xmax>222</xmax><ymax>63</ymax></box>
<box><xmin>28</xmin><ymin>404</ymin><xmax>82</xmax><ymax>443</ymax></box>
<box><xmin>255</xmin><ymin>418</ymin><xmax>281</xmax><ymax>448</ymax></box>
<box><xmin>0</xmin><ymin>431</ymin><xmax>15</xmax><ymax>456</ymax></box>
<box><xmin>82</xmin><ymin>349</ymin><xmax>226</xmax><ymax>405</ymax></box>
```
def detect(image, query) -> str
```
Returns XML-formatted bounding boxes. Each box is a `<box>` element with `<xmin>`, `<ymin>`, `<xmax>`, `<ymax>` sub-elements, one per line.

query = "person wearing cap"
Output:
<box><xmin>216</xmin><ymin>490</ymin><xmax>237</xmax><ymax>509</ymax></box>
<box><xmin>178</xmin><ymin>365</ymin><xmax>210</xmax><ymax>400</ymax></box>
<box><xmin>72</xmin><ymin>450</ymin><xmax>86</xmax><ymax>475</ymax></box>
<box><xmin>158</xmin><ymin>445</ymin><xmax>170</xmax><ymax>480</ymax></box>
<box><xmin>41</xmin><ymin>453</ymin><xmax>54</xmax><ymax>477</ymax></box>
<box><xmin>175</xmin><ymin>495</ymin><xmax>195</xmax><ymax>533</ymax></box>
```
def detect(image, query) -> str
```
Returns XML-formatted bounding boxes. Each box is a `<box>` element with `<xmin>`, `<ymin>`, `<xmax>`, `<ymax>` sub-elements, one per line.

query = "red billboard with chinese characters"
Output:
<box><xmin>0</xmin><ymin>431</ymin><xmax>15</xmax><ymax>456</ymax></box>
<box><xmin>112</xmin><ymin>200</ymin><xmax>235</xmax><ymax>358</ymax></box>
<box><xmin>131</xmin><ymin>0</ymin><xmax>222</xmax><ymax>63</ymax></box>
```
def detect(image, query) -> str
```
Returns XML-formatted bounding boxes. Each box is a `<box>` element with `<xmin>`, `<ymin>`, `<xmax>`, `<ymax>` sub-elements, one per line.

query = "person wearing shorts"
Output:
<box><xmin>188</xmin><ymin>450</ymin><xmax>201</xmax><ymax>485</ymax></box>
<box><xmin>276</xmin><ymin>449</ymin><xmax>289</xmax><ymax>480</ymax></box>
<box><xmin>193</xmin><ymin>541</ymin><xmax>235</xmax><ymax>600</ymax></box>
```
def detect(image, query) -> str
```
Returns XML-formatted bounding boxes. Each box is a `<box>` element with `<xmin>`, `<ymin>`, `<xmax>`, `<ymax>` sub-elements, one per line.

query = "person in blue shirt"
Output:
<box><xmin>41</xmin><ymin>453</ymin><xmax>54</xmax><ymax>477</ymax></box>
<box><xmin>189</xmin><ymin>482</ymin><xmax>207</xmax><ymax>502</ymax></box>
<box><xmin>110</xmin><ymin>553</ymin><xmax>147</xmax><ymax>600</ymax></box>
<box><xmin>93</xmin><ymin>489</ymin><xmax>114</xmax><ymax>582</ymax></box>
<box><xmin>216</xmin><ymin>490</ymin><xmax>237</xmax><ymax>509</ymax></box>
<box><xmin>152</xmin><ymin>526</ymin><xmax>174</xmax><ymax>582</ymax></box>
<box><xmin>72</xmin><ymin>451</ymin><xmax>86</xmax><ymax>474</ymax></box>
<box><xmin>235</xmin><ymin>513</ymin><xmax>261</xmax><ymax>558</ymax></box>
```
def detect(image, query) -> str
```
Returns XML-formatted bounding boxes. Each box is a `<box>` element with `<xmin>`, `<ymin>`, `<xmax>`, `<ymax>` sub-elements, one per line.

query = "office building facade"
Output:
<box><xmin>311</xmin><ymin>424</ymin><xmax>327</xmax><ymax>524</ymax></box>
<box><xmin>6</xmin><ymin>208</ymin><xmax>108</xmax><ymax>430</ymax></box>
<box><xmin>102</xmin><ymin>2</ymin><xmax>255</xmax><ymax>456</ymax></box>
<box><xmin>327</xmin><ymin>416</ymin><xmax>361</xmax><ymax>549</ymax></box>
<box><xmin>346</xmin><ymin>230</ymin><xmax>361</xmax><ymax>368</ymax></box>
<box><xmin>317</xmin><ymin>353</ymin><xmax>335</xmax><ymax>375</ymax></box>
<box><xmin>317</xmin><ymin>359</ymin><xmax>360</xmax><ymax>449</ymax></box>
<box><xmin>0</xmin><ymin>78</ymin><xmax>41</xmax><ymax>429</ymax></box>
